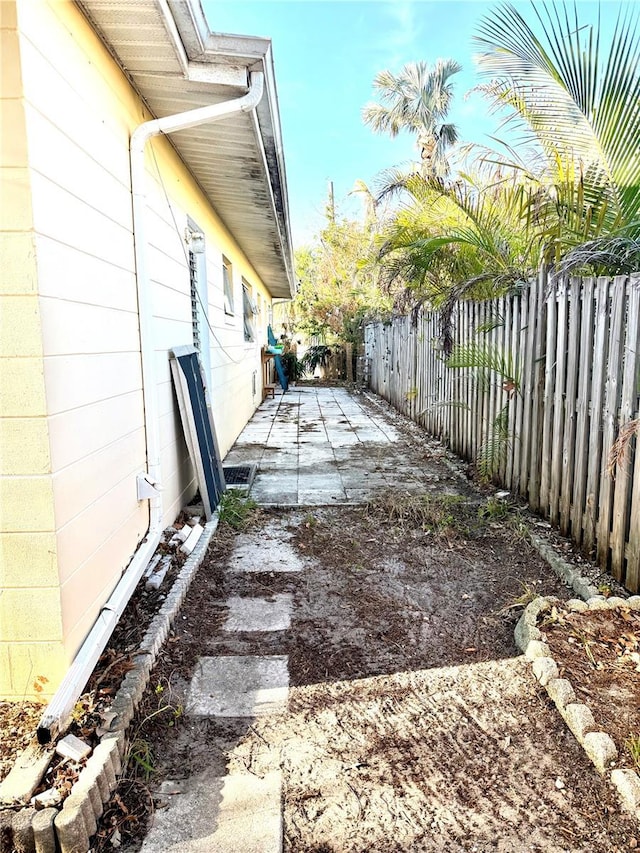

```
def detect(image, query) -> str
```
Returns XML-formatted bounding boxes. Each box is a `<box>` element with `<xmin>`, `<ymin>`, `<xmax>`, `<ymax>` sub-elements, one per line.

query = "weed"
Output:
<box><xmin>478</xmin><ymin>496</ymin><xmax>510</xmax><ymax>521</ymax></box>
<box><xmin>506</xmin><ymin>514</ymin><xmax>532</xmax><ymax>544</ymax></box>
<box><xmin>598</xmin><ymin>580</ymin><xmax>613</xmax><ymax>598</ymax></box>
<box><xmin>498</xmin><ymin>581</ymin><xmax>540</xmax><ymax>614</ymax></box>
<box><xmin>625</xmin><ymin>734</ymin><xmax>640</xmax><ymax>772</ymax></box>
<box><xmin>570</xmin><ymin>631</ymin><xmax>601</xmax><ymax>669</ymax></box>
<box><xmin>128</xmin><ymin>738</ymin><xmax>155</xmax><ymax>781</ymax></box>
<box><xmin>219</xmin><ymin>490</ymin><xmax>257</xmax><ymax>530</ymax></box>
<box><xmin>365</xmin><ymin>492</ymin><xmax>469</xmax><ymax>537</ymax></box>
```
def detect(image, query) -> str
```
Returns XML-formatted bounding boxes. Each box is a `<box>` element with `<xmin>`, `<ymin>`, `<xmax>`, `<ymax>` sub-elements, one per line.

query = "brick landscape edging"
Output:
<box><xmin>516</xmin><ymin>593</ymin><xmax>640</xmax><ymax>820</ymax></box>
<box><xmin>1</xmin><ymin>516</ymin><xmax>219</xmax><ymax>853</ymax></box>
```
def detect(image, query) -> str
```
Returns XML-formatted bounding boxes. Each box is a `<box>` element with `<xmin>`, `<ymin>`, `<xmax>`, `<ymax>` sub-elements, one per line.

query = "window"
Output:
<box><xmin>242</xmin><ymin>282</ymin><xmax>257</xmax><ymax>342</ymax></box>
<box><xmin>187</xmin><ymin>218</ymin><xmax>210</xmax><ymax>383</ymax></box>
<box><xmin>222</xmin><ymin>257</ymin><xmax>234</xmax><ymax>315</ymax></box>
<box><xmin>189</xmin><ymin>250</ymin><xmax>201</xmax><ymax>352</ymax></box>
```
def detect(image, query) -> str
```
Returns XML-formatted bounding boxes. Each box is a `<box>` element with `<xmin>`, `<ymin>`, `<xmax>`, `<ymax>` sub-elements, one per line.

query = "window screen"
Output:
<box><xmin>242</xmin><ymin>284</ymin><xmax>255</xmax><ymax>342</ymax></box>
<box><xmin>222</xmin><ymin>258</ymin><xmax>234</xmax><ymax>315</ymax></box>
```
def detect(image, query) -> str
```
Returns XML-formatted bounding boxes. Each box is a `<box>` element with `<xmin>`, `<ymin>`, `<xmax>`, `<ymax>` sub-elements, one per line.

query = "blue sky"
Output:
<box><xmin>201</xmin><ymin>1</ymin><xmax>624</xmax><ymax>246</ymax></box>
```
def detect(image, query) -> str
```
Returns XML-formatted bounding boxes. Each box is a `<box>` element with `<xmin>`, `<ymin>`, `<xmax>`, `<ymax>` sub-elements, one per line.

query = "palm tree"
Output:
<box><xmin>473</xmin><ymin>0</ymin><xmax>640</xmax><ymax>270</ymax></box>
<box><xmin>362</xmin><ymin>60</ymin><xmax>462</xmax><ymax>177</ymax></box>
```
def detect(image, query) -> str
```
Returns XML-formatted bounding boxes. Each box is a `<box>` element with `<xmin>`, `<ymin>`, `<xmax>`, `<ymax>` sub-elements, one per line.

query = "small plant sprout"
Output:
<box><xmin>498</xmin><ymin>581</ymin><xmax>539</xmax><ymax>615</ymax></box>
<box><xmin>478</xmin><ymin>495</ymin><xmax>510</xmax><ymax>521</ymax></box>
<box><xmin>597</xmin><ymin>580</ymin><xmax>613</xmax><ymax>598</ymax></box>
<box><xmin>625</xmin><ymin>734</ymin><xmax>640</xmax><ymax>772</ymax></box>
<box><xmin>128</xmin><ymin>738</ymin><xmax>155</xmax><ymax>781</ymax></box>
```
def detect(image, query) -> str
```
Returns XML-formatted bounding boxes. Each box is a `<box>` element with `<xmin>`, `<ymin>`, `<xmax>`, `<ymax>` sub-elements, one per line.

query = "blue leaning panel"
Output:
<box><xmin>169</xmin><ymin>345</ymin><xmax>226</xmax><ymax>519</ymax></box>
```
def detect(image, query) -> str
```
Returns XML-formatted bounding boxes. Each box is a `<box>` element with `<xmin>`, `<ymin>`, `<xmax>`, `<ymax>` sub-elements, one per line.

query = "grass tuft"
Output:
<box><xmin>219</xmin><ymin>490</ymin><xmax>258</xmax><ymax>530</ymax></box>
<box><xmin>625</xmin><ymin>734</ymin><xmax>640</xmax><ymax>773</ymax></box>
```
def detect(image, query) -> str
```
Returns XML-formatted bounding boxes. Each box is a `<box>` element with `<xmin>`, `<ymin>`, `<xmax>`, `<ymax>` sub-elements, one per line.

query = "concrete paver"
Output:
<box><xmin>226</xmin><ymin>536</ymin><xmax>305</xmax><ymax>574</ymax></box>
<box><xmin>223</xmin><ymin>595</ymin><xmax>292</xmax><ymax>633</ymax></box>
<box><xmin>186</xmin><ymin>655</ymin><xmax>289</xmax><ymax>717</ymax></box>
<box><xmin>141</xmin><ymin>771</ymin><xmax>282</xmax><ymax>853</ymax></box>
<box><xmin>224</xmin><ymin>386</ymin><xmax>428</xmax><ymax>506</ymax></box>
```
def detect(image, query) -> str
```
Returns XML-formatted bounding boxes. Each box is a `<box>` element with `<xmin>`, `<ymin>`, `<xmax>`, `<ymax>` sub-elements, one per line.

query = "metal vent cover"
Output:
<box><xmin>223</xmin><ymin>464</ymin><xmax>257</xmax><ymax>488</ymax></box>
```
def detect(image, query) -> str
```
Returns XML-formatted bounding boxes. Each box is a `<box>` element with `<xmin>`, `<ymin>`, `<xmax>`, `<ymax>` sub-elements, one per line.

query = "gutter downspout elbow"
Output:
<box><xmin>37</xmin><ymin>72</ymin><xmax>264</xmax><ymax>745</ymax></box>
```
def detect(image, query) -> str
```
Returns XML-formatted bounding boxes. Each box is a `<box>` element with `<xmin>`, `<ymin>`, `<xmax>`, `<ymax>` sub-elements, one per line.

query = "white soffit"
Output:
<box><xmin>77</xmin><ymin>0</ymin><xmax>295</xmax><ymax>299</ymax></box>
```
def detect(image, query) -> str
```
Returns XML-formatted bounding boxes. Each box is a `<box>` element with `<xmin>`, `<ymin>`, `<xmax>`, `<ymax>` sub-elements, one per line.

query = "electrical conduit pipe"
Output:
<box><xmin>37</xmin><ymin>71</ymin><xmax>265</xmax><ymax>743</ymax></box>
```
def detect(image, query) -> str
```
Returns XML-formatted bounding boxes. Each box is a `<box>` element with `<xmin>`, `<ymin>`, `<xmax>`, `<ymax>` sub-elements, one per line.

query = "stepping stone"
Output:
<box><xmin>187</xmin><ymin>656</ymin><xmax>289</xmax><ymax>717</ymax></box>
<box><xmin>140</xmin><ymin>770</ymin><xmax>282</xmax><ymax>853</ymax></box>
<box><xmin>227</xmin><ymin>539</ymin><xmax>304</xmax><ymax>573</ymax></box>
<box><xmin>223</xmin><ymin>595</ymin><xmax>292</xmax><ymax>633</ymax></box>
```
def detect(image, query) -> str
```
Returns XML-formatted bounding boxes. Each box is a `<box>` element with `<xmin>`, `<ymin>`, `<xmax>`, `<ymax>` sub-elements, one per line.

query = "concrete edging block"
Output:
<box><xmin>0</xmin><ymin>516</ymin><xmax>223</xmax><ymax>853</ymax></box>
<box><xmin>32</xmin><ymin>807</ymin><xmax>57</xmax><ymax>853</ymax></box>
<box><xmin>54</xmin><ymin>800</ymin><xmax>90</xmax><ymax>853</ymax></box>
<box><xmin>612</xmin><ymin>769</ymin><xmax>640</xmax><ymax>817</ymax></box>
<box><xmin>518</xmin><ymin>592</ymin><xmax>640</xmax><ymax>819</ymax></box>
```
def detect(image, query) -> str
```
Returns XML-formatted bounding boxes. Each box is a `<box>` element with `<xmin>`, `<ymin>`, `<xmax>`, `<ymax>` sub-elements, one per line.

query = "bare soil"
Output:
<box><xmin>94</xmin><ymin>497</ymin><xmax>637</xmax><ymax>852</ymax></box>
<box><xmin>2</xmin><ymin>392</ymin><xmax>637</xmax><ymax>850</ymax></box>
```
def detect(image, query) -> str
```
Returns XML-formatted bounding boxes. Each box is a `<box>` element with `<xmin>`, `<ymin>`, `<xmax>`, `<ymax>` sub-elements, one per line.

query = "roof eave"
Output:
<box><xmin>78</xmin><ymin>0</ymin><xmax>296</xmax><ymax>299</ymax></box>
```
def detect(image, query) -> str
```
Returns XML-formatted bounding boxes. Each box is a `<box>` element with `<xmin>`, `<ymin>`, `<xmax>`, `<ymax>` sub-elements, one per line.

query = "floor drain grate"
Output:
<box><xmin>224</xmin><ymin>465</ymin><xmax>257</xmax><ymax>488</ymax></box>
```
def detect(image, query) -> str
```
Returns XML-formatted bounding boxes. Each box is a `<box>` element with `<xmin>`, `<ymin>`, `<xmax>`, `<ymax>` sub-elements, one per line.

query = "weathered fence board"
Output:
<box><xmin>365</xmin><ymin>270</ymin><xmax>640</xmax><ymax>592</ymax></box>
<box><xmin>571</xmin><ymin>276</ymin><xmax>595</xmax><ymax>545</ymax></box>
<box><xmin>611</xmin><ymin>280</ymin><xmax>640</xmax><ymax>580</ymax></box>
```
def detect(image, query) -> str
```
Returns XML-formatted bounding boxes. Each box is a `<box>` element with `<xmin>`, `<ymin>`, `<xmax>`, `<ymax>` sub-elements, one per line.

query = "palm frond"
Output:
<box><xmin>474</xmin><ymin>1</ymin><xmax>640</xmax><ymax>233</ymax></box>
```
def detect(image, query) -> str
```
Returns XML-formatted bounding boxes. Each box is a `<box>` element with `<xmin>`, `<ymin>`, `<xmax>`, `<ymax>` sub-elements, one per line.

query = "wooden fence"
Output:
<box><xmin>364</xmin><ymin>270</ymin><xmax>640</xmax><ymax>592</ymax></box>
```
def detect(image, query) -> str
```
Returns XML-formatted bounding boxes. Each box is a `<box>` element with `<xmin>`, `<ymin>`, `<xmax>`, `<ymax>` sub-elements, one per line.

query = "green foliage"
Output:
<box><xmin>292</xmin><ymin>194</ymin><xmax>395</xmax><ymax>344</ymax></box>
<box><xmin>280</xmin><ymin>351</ymin><xmax>304</xmax><ymax>383</ymax></box>
<box><xmin>128</xmin><ymin>738</ymin><xmax>155</xmax><ymax>780</ymax></box>
<box><xmin>473</xmin><ymin>0</ymin><xmax>640</xmax><ymax>268</ymax></box>
<box><xmin>126</xmin><ymin>680</ymin><xmax>184</xmax><ymax>780</ymax></box>
<box><xmin>219</xmin><ymin>491</ymin><xmax>257</xmax><ymax>530</ymax></box>
<box><xmin>625</xmin><ymin>734</ymin><xmax>640</xmax><ymax>772</ymax></box>
<box><xmin>446</xmin><ymin>343</ymin><xmax>520</xmax><ymax>394</ymax></box>
<box><xmin>300</xmin><ymin>345</ymin><xmax>333</xmax><ymax>375</ymax></box>
<box><xmin>445</xmin><ymin>340</ymin><xmax>519</xmax><ymax>481</ymax></box>
<box><xmin>366</xmin><ymin>2</ymin><xmax>640</xmax><ymax>315</ymax></box>
<box><xmin>477</xmin><ymin>405</ymin><xmax>511</xmax><ymax>482</ymax></box>
<box><xmin>478</xmin><ymin>495</ymin><xmax>511</xmax><ymax>522</ymax></box>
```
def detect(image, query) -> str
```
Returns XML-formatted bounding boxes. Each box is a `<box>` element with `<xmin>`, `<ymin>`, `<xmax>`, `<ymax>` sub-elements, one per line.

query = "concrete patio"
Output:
<box><xmin>223</xmin><ymin>385</ymin><xmax>449</xmax><ymax>505</ymax></box>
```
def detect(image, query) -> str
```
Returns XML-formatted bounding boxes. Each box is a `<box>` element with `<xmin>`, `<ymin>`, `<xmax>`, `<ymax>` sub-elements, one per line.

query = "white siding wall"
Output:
<box><xmin>18</xmin><ymin>1</ymin><xmax>148</xmax><ymax>655</ymax></box>
<box><xmin>16</xmin><ymin>0</ymin><xmax>274</xmax><ymax>661</ymax></box>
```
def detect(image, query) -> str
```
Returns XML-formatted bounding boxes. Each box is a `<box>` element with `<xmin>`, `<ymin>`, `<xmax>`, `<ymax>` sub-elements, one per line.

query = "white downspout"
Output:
<box><xmin>37</xmin><ymin>71</ymin><xmax>265</xmax><ymax>744</ymax></box>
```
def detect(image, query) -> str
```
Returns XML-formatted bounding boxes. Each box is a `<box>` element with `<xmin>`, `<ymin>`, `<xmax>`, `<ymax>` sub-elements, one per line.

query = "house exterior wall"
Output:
<box><xmin>0</xmin><ymin>0</ymin><xmax>274</xmax><ymax>699</ymax></box>
<box><xmin>0</xmin><ymin>0</ymin><xmax>68</xmax><ymax>698</ymax></box>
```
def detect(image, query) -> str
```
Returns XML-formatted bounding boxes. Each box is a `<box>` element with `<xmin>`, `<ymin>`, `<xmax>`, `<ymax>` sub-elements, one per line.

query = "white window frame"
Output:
<box><xmin>222</xmin><ymin>256</ymin><xmax>234</xmax><ymax>316</ymax></box>
<box><xmin>242</xmin><ymin>281</ymin><xmax>258</xmax><ymax>343</ymax></box>
<box><xmin>187</xmin><ymin>218</ymin><xmax>211</xmax><ymax>385</ymax></box>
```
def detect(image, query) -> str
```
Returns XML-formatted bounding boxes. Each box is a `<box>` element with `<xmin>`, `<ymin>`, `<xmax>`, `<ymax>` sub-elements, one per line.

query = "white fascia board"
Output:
<box><xmin>166</xmin><ymin>0</ymin><xmax>209</xmax><ymax>58</ymax></box>
<box><xmin>187</xmin><ymin>61</ymin><xmax>248</xmax><ymax>88</ymax></box>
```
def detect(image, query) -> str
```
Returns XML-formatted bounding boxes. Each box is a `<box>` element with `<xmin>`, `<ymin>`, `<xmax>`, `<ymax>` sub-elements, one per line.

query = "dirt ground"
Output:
<box><xmin>94</xmin><ymin>492</ymin><xmax>637</xmax><ymax>853</ymax></box>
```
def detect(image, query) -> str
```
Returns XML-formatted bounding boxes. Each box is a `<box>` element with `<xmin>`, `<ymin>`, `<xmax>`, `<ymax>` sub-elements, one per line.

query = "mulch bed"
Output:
<box><xmin>542</xmin><ymin>602</ymin><xmax>640</xmax><ymax>773</ymax></box>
